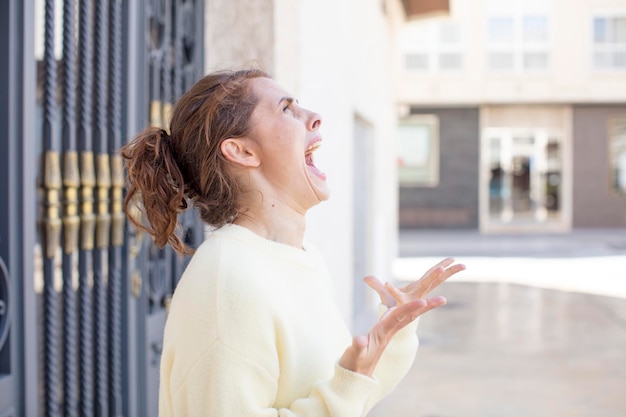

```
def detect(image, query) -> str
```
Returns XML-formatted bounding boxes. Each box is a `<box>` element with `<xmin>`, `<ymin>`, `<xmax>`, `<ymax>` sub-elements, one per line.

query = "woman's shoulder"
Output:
<box><xmin>175</xmin><ymin>223</ymin><xmax>330</xmax><ymax>303</ymax></box>
<box><xmin>175</xmin><ymin>226</ymin><xmax>276</xmax><ymax>300</ymax></box>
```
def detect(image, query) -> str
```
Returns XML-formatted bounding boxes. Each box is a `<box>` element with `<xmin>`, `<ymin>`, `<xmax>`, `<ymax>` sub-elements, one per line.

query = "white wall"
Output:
<box><xmin>204</xmin><ymin>0</ymin><xmax>404</xmax><ymax>330</ymax></box>
<box><xmin>289</xmin><ymin>0</ymin><xmax>403</xmax><ymax>329</ymax></box>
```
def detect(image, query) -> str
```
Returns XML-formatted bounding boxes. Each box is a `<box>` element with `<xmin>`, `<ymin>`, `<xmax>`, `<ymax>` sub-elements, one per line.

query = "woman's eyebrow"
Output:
<box><xmin>277</xmin><ymin>97</ymin><xmax>298</xmax><ymax>107</ymax></box>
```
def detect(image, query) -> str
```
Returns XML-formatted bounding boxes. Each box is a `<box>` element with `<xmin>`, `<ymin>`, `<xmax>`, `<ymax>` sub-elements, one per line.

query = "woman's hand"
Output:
<box><xmin>338</xmin><ymin>296</ymin><xmax>446</xmax><ymax>377</ymax></box>
<box><xmin>364</xmin><ymin>257</ymin><xmax>465</xmax><ymax>308</ymax></box>
<box><xmin>338</xmin><ymin>257</ymin><xmax>465</xmax><ymax>377</ymax></box>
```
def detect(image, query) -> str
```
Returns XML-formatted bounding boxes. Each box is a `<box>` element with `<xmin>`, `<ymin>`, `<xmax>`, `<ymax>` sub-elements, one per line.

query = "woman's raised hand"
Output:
<box><xmin>364</xmin><ymin>257</ymin><xmax>465</xmax><ymax>308</ymax></box>
<box><xmin>338</xmin><ymin>296</ymin><xmax>446</xmax><ymax>377</ymax></box>
<box><xmin>338</xmin><ymin>258</ymin><xmax>464</xmax><ymax>377</ymax></box>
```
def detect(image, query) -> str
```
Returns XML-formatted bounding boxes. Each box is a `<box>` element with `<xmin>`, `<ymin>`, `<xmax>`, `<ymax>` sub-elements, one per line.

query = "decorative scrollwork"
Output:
<box><xmin>181</xmin><ymin>1</ymin><xmax>195</xmax><ymax>65</ymax></box>
<box><xmin>149</xmin><ymin>0</ymin><xmax>167</xmax><ymax>51</ymax></box>
<box><xmin>147</xmin><ymin>245</ymin><xmax>167</xmax><ymax>308</ymax></box>
<box><xmin>0</xmin><ymin>256</ymin><xmax>11</xmax><ymax>352</ymax></box>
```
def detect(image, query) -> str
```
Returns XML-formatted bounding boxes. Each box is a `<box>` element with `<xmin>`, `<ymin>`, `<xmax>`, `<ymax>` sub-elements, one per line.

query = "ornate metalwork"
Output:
<box><xmin>110</xmin><ymin>155</ymin><xmax>124</xmax><ymax>247</ymax></box>
<box><xmin>80</xmin><ymin>152</ymin><xmax>96</xmax><ymax>251</ymax></box>
<box><xmin>0</xmin><ymin>257</ymin><xmax>10</xmax><ymax>353</ymax></box>
<box><xmin>163</xmin><ymin>102</ymin><xmax>173</xmax><ymax>132</ymax></box>
<box><xmin>131</xmin><ymin>270</ymin><xmax>143</xmax><ymax>299</ymax></box>
<box><xmin>150</xmin><ymin>100</ymin><xmax>163</xmax><ymax>128</ymax></box>
<box><xmin>61</xmin><ymin>0</ymin><xmax>80</xmax><ymax>416</ymax></box>
<box><xmin>147</xmin><ymin>245</ymin><xmax>167</xmax><ymax>310</ymax></box>
<box><xmin>128</xmin><ymin>203</ymin><xmax>144</xmax><ymax>299</ymax></box>
<box><xmin>42</xmin><ymin>0</ymin><xmax>62</xmax><ymax>415</ymax></box>
<box><xmin>95</xmin><ymin>153</ymin><xmax>111</xmax><ymax>249</ymax></box>
<box><xmin>77</xmin><ymin>0</ymin><xmax>95</xmax><ymax>415</ymax></box>
<box><xmin>181</xmin><ymin>0</ymin><xmax>198</xmax><ymax>89</ymax></box>
<box><xmin>42</xmin><ymin>151</ymin><xmax>63</xmax><ymax>259</ymax></box>
<box><xmin>63</xmin><ymin>152</ymin><xmax>80</xmax><ymax>254</ymax></box>
<box><xmin>93</xmin><ymin>0</ymin><xmax>111</xmax><ymax>415</ymax></box>
<box><xmin>108</xmin><ymin>1</ymin><xmax>124</xmax><ymax>414</ymax></box>
<box><xmin>61</xmin><ymin>152</ymin><xmax>80</xmax><ymax>417</ymax></box>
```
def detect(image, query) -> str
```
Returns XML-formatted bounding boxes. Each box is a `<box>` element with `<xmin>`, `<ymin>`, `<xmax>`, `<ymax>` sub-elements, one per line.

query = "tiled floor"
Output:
<box><xmin>368</xmin><ymin>229</ymin><xmax>626</xmax><ymax>417</ymax></box>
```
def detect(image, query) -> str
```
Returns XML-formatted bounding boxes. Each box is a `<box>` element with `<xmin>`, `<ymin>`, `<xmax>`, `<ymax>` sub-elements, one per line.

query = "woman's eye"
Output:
<box><xmin>283</xmin><ymin>104</ymin><xmax>291</xmax><ymax>113</ymax></box>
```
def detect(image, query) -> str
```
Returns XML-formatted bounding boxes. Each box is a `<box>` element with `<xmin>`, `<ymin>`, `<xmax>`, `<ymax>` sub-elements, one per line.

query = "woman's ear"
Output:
<box><xmin>220</xmin><ymin>138</ymin><xmax>260</xmax><ymax>168</ymax></box>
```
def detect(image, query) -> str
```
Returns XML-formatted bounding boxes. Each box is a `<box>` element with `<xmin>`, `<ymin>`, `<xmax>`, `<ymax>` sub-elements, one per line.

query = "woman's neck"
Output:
<box><xmin>233</xmin><ymin>199</ymin><xmax>307</xmax><ymax>249</ymax></box>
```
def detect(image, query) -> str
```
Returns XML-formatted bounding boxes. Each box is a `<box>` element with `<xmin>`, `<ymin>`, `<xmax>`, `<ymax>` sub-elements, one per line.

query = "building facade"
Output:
<box><xmin>395</xmin><ymin>0</ymin><xmax>626</xmax><ymax>233</ymax></box>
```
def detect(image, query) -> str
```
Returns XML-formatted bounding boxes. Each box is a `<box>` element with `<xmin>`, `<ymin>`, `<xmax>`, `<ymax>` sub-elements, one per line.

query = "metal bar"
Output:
<box><xmin>149</xmin><ymin>0</ymin><xmax>164</xmax><ymax>129</ymax></box>
<box><xmin>42</xmin><ymin>1</ymin><xmax>62</xmax><ymax>416</ymax></box>
<box><xmin>123</xmin><ymin>0</ymin><xmax>144</xmax><ymax>413</ymax></box>
<box><xmin>108</xmin><ymin>0</ymin><xmax>124</xmax><ymax>414</ymax></box>
<box><xmin>18</xmin><ymin>0</ymin><xmax>40</xmax><ymax>414</ymax></box>
<box><xmin>182</xmin><ymin>1</ymin><xmax>197</xmax><ymax>90</ymax></box>
<box><xmin>78</xmin><ymin>0</ymin><xmax>95</xmax><ymax>415</ymax></box>
<box><xmin>162</xmin><ymin>0</ymin><xmax>172</xmax><ymax>132</ymax></box>
<box><xmin>93</xmin><ymin>0</ymin><xmax>111</xmax><ymax>414</ymax></box>
<box><xmin>173</xmin><ymin>0</ymin><xmax>183</xmax><ymax>101</ymax></box>
<box><xmin>61</xmin><ymin>0</ymin><xmax>79</xmax><ymax>416</ymax></box>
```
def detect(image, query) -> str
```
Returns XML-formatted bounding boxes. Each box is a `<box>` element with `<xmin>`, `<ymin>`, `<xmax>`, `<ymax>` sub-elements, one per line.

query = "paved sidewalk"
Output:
<box><xmin>368</xmin><ymin>228</ymin><xmax>626</xmax><ymax>417</ymax></box>
<box><xmin>394</xmin><ymin>228</ymin><xmax>626</xmax><ymax>299</ymax></box>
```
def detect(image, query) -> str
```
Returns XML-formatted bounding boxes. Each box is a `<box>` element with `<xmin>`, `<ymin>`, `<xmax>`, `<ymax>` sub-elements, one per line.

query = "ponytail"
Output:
<box><xmin>121</xmin><ymin>127</ymin><xmax>193</xmax><ymax>256</ymax></box>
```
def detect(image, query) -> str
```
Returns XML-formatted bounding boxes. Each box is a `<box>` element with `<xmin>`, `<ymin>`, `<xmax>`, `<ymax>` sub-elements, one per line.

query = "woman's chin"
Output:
<box><xmin>312</xmin><ymin>183</ymin><xmax>330</xmax><ymax>203</ymax></box>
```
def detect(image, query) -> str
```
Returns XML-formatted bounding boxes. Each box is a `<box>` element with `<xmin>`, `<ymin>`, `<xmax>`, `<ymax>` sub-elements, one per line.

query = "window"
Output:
<box><xmin>523</xmin><ymin>16</ymin><xmax>548</xmax><ymax>42</ymax></box>
<box><xmin>486</xmin><ymin>15</ymin><xmax>550</xmax><ymax>71</ymax></box>
<box><xmin>397</xmin><ymin>115</ymin><xmax>439</xmax><ymax>187</ymax></box>
<box><xmin>609</xmin><ymin>118</ymin><xmax>626</xmax><ymax>194</ymax></box>
<box><xmin>593</xmin><ymin>16</ymin><xmax>626</xmax><ymax>70</ymax></box>
<box><xmin>401</xmin><ymin>21</ymin><xmax>463</xmax><ymax>72</ymax></box>
<box><xmin>488</xmin><ymin>17</ymin><xmax>515</xmax><ymax>43</ymax></box>
<box><xmin>405</xmin><ymin>53</ymin><xmax>429</xmax><ymax>70</ymax></box>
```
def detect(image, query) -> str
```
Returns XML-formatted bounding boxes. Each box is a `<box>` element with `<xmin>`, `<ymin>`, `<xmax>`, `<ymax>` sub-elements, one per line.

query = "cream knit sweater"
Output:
<box><xmin>159</xmin><ymin>224</ymin><xmax>419</xmax><ymax>417</ymax></box>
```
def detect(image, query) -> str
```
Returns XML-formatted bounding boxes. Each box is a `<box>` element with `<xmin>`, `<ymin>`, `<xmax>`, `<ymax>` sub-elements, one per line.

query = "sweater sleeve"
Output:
<box><xmin>163</xmin><ymin>340</ymin><xmax>381</xmax><ymax>417</ymax></box>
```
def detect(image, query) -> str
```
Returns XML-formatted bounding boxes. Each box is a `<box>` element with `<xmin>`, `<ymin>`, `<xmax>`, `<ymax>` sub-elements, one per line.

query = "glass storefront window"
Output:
<box><xmin>484</xmin><ymin>128</ymin><xmax>563</xmax><ymax>226</ymax></box>
<box><xmin>397</xmin><ymin>115</ymin><xmax>439</xmax><ymax>187</ymax></box>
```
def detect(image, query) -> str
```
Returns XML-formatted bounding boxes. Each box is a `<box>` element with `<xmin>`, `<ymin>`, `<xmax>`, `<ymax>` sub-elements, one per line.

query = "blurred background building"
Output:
<box><xmin>396</xmin><ymin>0</ymin><xmax>626</xmax><ymax>233</ymax></box>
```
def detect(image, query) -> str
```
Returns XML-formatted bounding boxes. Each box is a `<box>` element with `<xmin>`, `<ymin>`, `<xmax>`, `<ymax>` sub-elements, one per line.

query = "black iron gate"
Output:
<box><xmin>0</xmin><ymin>0</ymin><xmax>204</xmax><ymax>416</ymax></box>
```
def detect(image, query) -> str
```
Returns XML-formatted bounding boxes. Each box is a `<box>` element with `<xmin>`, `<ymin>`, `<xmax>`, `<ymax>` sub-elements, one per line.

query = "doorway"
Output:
<box><xmin>481</xmin><ymin>128</ymin><xmax>569</xmax><ymax>232</ymax></box>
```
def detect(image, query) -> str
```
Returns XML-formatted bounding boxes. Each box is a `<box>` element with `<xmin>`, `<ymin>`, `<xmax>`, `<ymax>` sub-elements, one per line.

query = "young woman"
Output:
<box><xmin>121</xmin><ymin>68</ymin><xmax>464</xmax><ymax>417</ymax></box>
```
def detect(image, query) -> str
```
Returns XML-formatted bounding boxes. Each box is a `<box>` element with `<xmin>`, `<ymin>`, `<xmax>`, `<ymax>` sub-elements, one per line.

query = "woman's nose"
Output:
<box><xmin>307</xmin><ymin>110</ymin><xmax>322</xmax><ymax>131</ymax></box>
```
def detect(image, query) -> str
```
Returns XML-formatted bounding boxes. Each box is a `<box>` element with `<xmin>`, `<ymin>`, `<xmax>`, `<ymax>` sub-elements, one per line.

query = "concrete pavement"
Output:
<box><xmin>367</xmin><ymin>228</ymin><xmax>626</xmax><ymax>417</ymax></box>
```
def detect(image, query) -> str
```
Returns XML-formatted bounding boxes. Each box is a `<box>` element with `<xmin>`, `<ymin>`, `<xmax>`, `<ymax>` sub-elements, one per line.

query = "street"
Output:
<box><xmin>368</xmin><ymin>229</ymin><xmax>626</xmax><ymax>417</ymax></box>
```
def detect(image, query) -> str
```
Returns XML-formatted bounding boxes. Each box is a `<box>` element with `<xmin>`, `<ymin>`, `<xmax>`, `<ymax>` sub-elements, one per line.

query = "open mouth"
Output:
<box><xmin>305</xmin><ymin>141</ymin><xmax>321</xmax><ymax>167</ymax></box>
<box><xmin>304</xmin><ymin>140</ymin><xmax>326</xmax><ymax>180</ymax></box>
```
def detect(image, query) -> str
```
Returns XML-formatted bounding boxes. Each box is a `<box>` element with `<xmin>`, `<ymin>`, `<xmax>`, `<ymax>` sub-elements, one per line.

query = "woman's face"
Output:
<box><xmin>245</xmin><ymin>77</ymin><xmax>329</xmax><ymax>211</ymax></box>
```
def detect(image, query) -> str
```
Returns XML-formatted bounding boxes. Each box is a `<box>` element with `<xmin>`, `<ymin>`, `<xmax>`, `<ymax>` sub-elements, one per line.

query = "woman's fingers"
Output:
<box><xmin>364</xmin><ymin>275</ymin><xmax>397</xmax><ymax>307</ymax></box>
<box><xmin>384</xmin><ymin>281</ymin><xmax>407</xmax><ymax>305</ymax></box>
<box><xmin>378</xmin><ymin>297</ymin><xmax>445</xmax><ymax>333</ymax></box>
<box><xmin>376</xmin><ymin>299</ymin><xmax>426</xmax><ymax>333</ymax></box>
<box><xmin>404</xmin><ymin>258</ymin><xmax>453</xmax><ymax>292</ymax></box>
<box><xmin>403</xmin><ymin>259</ymin><xmax>466</xmax><ymax>297</ymax></box>
<box><xmin>417</xmin><ymin>257</ymin><xmax>454</xmax><ymax>284</ymax></box>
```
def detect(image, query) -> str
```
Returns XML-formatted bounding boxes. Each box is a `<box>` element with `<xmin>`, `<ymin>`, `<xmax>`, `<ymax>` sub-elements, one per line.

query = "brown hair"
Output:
<box><xmin>121</xmin><ymin>68</ymin><xmax>269</xmax><ymax>255</ymax></box>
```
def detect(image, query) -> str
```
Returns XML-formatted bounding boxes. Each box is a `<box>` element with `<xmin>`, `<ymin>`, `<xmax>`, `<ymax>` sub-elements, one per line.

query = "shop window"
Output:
<box><xmin>397</xmin><ymin>115</ymin><xmax>439</xmax><ymax>187</ymax></box>
<box><xmin>609</xmin><ymin>118</ymin><xmax>626</xmax><ymax>194</ymax></box>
